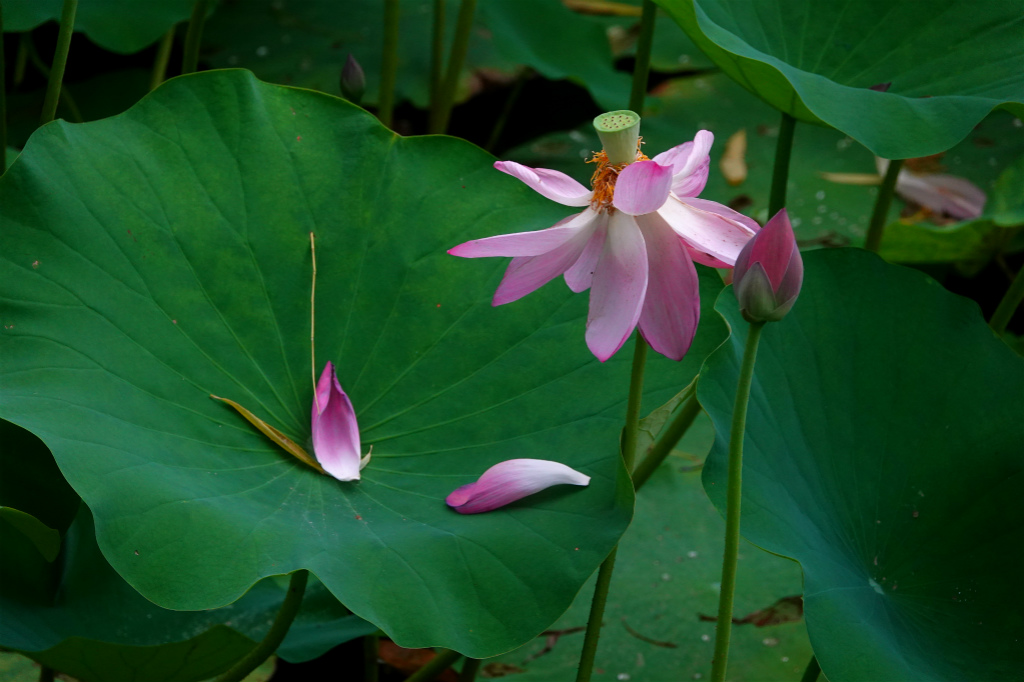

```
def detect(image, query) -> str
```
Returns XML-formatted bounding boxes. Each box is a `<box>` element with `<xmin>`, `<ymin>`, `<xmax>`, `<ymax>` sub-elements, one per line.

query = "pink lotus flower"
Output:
<box><xmin>446</xmin><ymin>459</ymin><xmax>590</xmax><ymax>514</ymax></box>
<box><xmin>312</xmin><ymin>362</ymin><xmax>370</xmax><ymax>481</ymax></box>
<box><xmin>449</xmin><ymin>130</ymin><xmax>759</xmax><ymax>362</ymax></box>
<box><xmin>732</xmin><ymin>209</ymin><xmax>803</xmax><ymax>323</ymax></box>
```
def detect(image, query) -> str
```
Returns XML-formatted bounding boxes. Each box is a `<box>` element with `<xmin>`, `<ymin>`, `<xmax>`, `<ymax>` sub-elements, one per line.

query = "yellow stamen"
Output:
<box><xmin>586</xmin><ymin>139</ymin><xmax>649</xmax><ymax>212</ymax></box>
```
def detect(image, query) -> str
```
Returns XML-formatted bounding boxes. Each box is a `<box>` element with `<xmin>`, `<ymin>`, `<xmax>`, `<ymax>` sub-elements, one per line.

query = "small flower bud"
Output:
<box><xmin>733</xmin><ymin>209</ymin><xmax>803</xmax><ymax>323</ymax></box>
<box><xmin>340</xmin><ymin>54</ymin><xmax>365</xmax><ymax>104</ymax></box>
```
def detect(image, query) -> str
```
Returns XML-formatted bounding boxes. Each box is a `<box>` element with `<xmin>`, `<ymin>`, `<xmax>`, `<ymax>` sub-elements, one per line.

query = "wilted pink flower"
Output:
<box><xmin>312</xmin><ymin>362</ymin><xmax>370</xmax><ymax>481</ymax></box>
<box><xmin>878</xmin><ymin>158</ymin><xmax>986</xmax><ymax>220</ymax></box>
<box><xmin>732</xmin><ymin>209</ymin><xmax>803</xmax><ymax>323</ymax></box>
<box><xmin>446</xmin><ymin>459</ymin><xmax>590</xmax><ymax>514</ymax></box>
<box><xmin>449</xmin><ymin>130</ymin><xmax>759</xmax><ymax>362</ymax></box>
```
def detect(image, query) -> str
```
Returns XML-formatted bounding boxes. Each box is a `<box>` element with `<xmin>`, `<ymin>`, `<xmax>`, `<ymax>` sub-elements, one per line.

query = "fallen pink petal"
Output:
<box><xmin>878</xmin><ymin>158</ymin><xmax>987</xmax><ymax>220</ymax></box>
<box><xmin>449</xmin><ymin>113</ymin><xmax>758</xmax><ymax>363</ymax></box>
<box><xmin>446</xmin><ymin>459</ymin><xmax>591</xmax><ymax>514</ymax></box>
<box><xmin>311</xmin><ymin>361</ymin><xmax>368</xmax><ymax>481</ymax></box>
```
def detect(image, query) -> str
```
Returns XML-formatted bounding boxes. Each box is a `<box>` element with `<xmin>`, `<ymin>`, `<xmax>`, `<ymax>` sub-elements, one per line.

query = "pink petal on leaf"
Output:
<box><xmin>493</xmin><ymin>213</ymin><xmax>601</xmax><ymax>305</ymax></box>
<box><xmin>311</xmin><ymin>362</ymin><xmax>363</xmax><ymax>482</ymax></box>
<box><xmin>613</xmin><ymin>160</ymin><xmax>673</xmax><ymax>216</ymax></box>
<box><xmin>448</xmin><ymin>209</ymin><xmax>595</xmax><ymax>258</ymax></box>
<box><xmin>657</xmin><ymin>196</ymin><xmax>758</xmax><ymax>265</ymax></box>
<box><xmin>897</xmin><ymin>173</ymin><xmax>987</xmax><ymax>220</ymax></box>
<box><xmin>586</xmin><ymin>212</ymin><xmax>648</xmax><ymax>362</ymax></box>
<box><xmin>494</xmin><ymin>160</ymin><xmax>592</xmax><ymax>207</ymax></box>
<box><xmin>446</xmin><ymin>459</ymin><xmax>590</xmax><ymax>514</ymax></box>
<box><xmin>635</xmin><ymin>214</ymin><xmax>701</xmax><ymax>360</ymax></box>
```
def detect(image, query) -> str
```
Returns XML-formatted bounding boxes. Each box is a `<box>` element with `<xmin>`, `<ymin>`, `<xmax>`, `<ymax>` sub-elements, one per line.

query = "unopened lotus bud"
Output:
<box><xmin>341</xmin><ymin>54</ymin><xmax>366</xmax><ymax>104</ymax></box>
<box><xmin>733</xmin><ymin>209</ymin><xmax>803</xmax><ymax>323</ymax></box>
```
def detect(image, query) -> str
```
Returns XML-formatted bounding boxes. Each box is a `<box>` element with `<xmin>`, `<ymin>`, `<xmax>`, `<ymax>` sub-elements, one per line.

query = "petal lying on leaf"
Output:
<box><xmin>311</xmin><ymin>362</ymin><xmax>363</xmax><ymax>481</ymax></box>
<box><xmin>896</xmin><ymin>173</ymin><xmax>986</xmax><ymax>220</ymax></box>
<box><xmin>657</xmin><ymin>196</ymin><xmax>758</xmax><ymax>265</ymax></box>
<box><xmin>448</xmin><ymin>209</ymin><xmax>595</xmax><ymax>258</ymax></box>
<box><xmin>613</xmin><ymin>160</ymin><xmax>673</xmax><ymax>215</ymax></box>
<box><xmin>635</xmin><ymin>213</ymin><xmax>700</xmax><ymax>361</ymax></box>
<box><xmin>494</xmin><ymin>160</ymin><xmax>593</xmax><ymax>207</ymax></box>
<box><xmin>446</xmin><ymin>459</ymin><xmax>590</xmax><ymax>514</ymax></box>
<box><xmin>586</xmin><ymin>212</ymin><xmax>648</xmax><ymax>362</ymax></box>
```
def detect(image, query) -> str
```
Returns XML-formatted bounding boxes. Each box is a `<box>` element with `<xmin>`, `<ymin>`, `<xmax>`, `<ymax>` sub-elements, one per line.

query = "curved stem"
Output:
<box><xmin>405</xmin><ymin>649</ymin><xmax>463</xmax><ymax>682</ymax></box>
<box><xmin>215</xmin><ymin>570</ymin><xmax>309</xmax><ymax>682</ymax></box>
<box><xmin>377</xmin><ymin>0</ymin><xmax>399</xmax><ymax>128</ymax></box>
<box><xmin>710</xmin><ymin>322</ymin><xmax>765</xmax><ymax>682</ymax></box>
<box><xmin>485</xmin><ymin>68</ymin><xmax>527</xmax><ymax>153</ymax></box>
<box><xmin>40</xmin><ymin>0</ymin><xmax>77</xmax><ymax>124</ymax></box>
<box><xmin>769</xmin><ymin>112</ymin><xmax>796</xmax><ymax>216</ymax></box>
<box><xmin>627</xmin><ymin>0</ymin><xmax>657</xmax><ymax>113</ymax></box>
<box><xmin>428</xmin><ymin>0</ymin><xmax>445</xmax><ymax>116</ymax></box>
<box><xmin>620</xmin><ymin>334</ymin><xmax>649</xmax><ymax>472</ymax></box>
<box><xmin>800</xmin><ymin>654</ymin><xmax>822</xmax><ymax>682</ymax></box>
<box><xmin>632</xmin><ymin>390</ymin><xmax>701</xmax><ymax>490</ymax></box>
<box><xmin>149</xmin><ymin>26</ymin><xmax>176</xmax><ymax>91</ymax></box>
<box><xmin>864</xmin><ymin>159</ymin><xmax>903</xmax><ymax>253</ymax></box>
<box><xmin>429</xmin><ymin>0</ymin><xmax>476</xmax><ymax>133</ymax></box>
<box><xmin>1</xmin><ymin>4</ymin><xmax>7</xmax><ymax>172</ymax></box>
<box><xmin>990</xmin><ymin>264</ymin><xmax>1024</xmax><ymax>335</ymax></box>
<box><xmin>458</xmin><ymin>657</ymin><xmax>482</xmax><ymax>682</ymax></box>
<box><xmin>181</xmin><ymin>0</ymin><xmax>211</xmax><ymax>75</ymax></box>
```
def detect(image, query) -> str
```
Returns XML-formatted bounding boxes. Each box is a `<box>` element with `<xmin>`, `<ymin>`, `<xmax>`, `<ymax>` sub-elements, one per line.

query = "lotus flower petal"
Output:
<box><xmin>613</xmin><ymin>160</ymin><xmax>673</xmax><ymax>216</ymax></box>
<box><xmin>494</xmin><ymin>160</ymin><xmax>593</xmax><ymax>207</ymax></box>
<box><xmin>446</xmin><ymin>459</ymin><xmax>590</xmax><ymax>514</ymax></box>
<box><xmin>311</xmin><ymin>362</ymin><xmax>363</xmax><ymax>481</ymax></box>
<box><xmin>586</xmin><ymin>212</ymin><xmax>648</xmax><ymax>362</ymax></box>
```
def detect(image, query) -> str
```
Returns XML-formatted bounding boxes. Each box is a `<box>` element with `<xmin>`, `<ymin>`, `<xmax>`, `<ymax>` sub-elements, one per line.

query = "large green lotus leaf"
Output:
<box><xmin>2</xmin><ymin>0</ymin><xmax>199</xmax><ymax>54</ymax></box>
<box><xmin>488</xmin><ymin>420</ymin><xmax>814</xmax><ymax>681</ymax></box>
<box><xmin>698</xmin><ymin>249</ymin><xmax>1024</xmax><ymax>681</ymax></box>
<box><xmin>202</xmin><ymin>0</ymin><xmax>633</xmax><ymax>111</ymax></box>
<box><xmin>0</xmin><ymin>69</ymin><xmax>724</xmax><ymax>657</ymax></box>
<box><xmin>654</xmin><ymin>0</ymin><xmax>1024</xmax><ymax>159</ymax></box>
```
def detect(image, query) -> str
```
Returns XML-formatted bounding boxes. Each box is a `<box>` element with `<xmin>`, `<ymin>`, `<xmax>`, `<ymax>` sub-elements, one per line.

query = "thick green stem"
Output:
<box><xmin>28</xmin><ymin>36</ymin><xmax>81</xmax><ymax>123</ymax></box>
<box><xmin>428</xmin><ymin>0</ymin><xmax>445</xmax><ymax>116</ymax></box>
<box><xmin>377</xmin><ymin>0</ymin><xmax>399</xmax><ymax>128</ymax></box>
<box><xmin>364</xmin><ymin>633</ymin><xmax>379</xmax><ymax>682</ymax></box>
<box><xmin>710</xmin><ymin>322</ymin><xmax>765</xmax><ymax>682</ymax></box>
<box><xmin>181</xmin><ymin>0</ymin><xmax>211</xmax><ymax>75</ymax></box>
<box><xmin>40</xmin><ymin>0</ymin><xmax>77</xmax><ymax>124</ymax></box>
<box><xmin>38</xmin><ymin>667</ymin><xmax>55</xmax><ymax>682</ymax></box>
<box><xmin>405</xmin><ymin>649</ymin><xmax>463</xmax><ymax>682</ymax></box>
<box><xmin>628</xmin><ymin>0</ymin><xmax>657</xmax><ymax>113</ymax></box>
<box><xmin>15</xmin><ymin>32</ymin><xmax>30</xmax><ymax>86</ymax></box>
<box><xmin>769</xmin><ymin>112</ymin><xmax>796</xmax><ymax>216</ymax></box>
<box><xmin>150</xmin><ymin>26</ymin><xmax>176</xmax><ymax>91</ymax></box>
<box><xmin>214</xmin><ymin>570</ymin><xmax>309</xmax><ymax>682</ymax></box>
<box><xmin>800</xmin><ymin>655</ymin><xmax>822</xmax><ymax>682</ymax></box>
<box><xmin>429</xmin><ymin>0</ymin><xmax>476</xmax><ymax>133</ymax></box>
<box><xmin>575</xmin><ymin>546</ymin><xmax>618</xmax><ymax>682</ymax></box>
<box><xmin>576</xmin><ymin>335</ymin><xmax>649</xmax><ymax>682</ymax></box>
<box><xmin>458</xmin><ymin>658</ymin><xmax>482</xmax><ymax>682</ymax></box>
<box><xmin>1</xmin><ymin>4</ymin><xmax>7</xmax><ymax>172</ymax></box>
<box><xmin>632</xmin><ymin>390</ymin><xmax>701</xmax><ymax>490</ymax></box>
<box><xmin>864</xmin><ymin>159</ymin><xmax>903</xmax><ymax>252</ymax></box>
<box><xmin>990</xmin><ymin>264</ymin><xmax>1024</xmax><ymax>335</ymax></box>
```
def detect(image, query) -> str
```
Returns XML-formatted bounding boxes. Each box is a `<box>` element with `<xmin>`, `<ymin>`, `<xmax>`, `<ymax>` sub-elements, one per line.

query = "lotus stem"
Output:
<box><xmin>28</xmin><ymin>36</ymin><xmax>82</xmax><ymax>123</ymax></box>
<box><xmin>181</xmin><ymin>0</ymin><xmax>211</xmax><ymax>75</ymax></box>
<box><xmin>628</xmin><ymin>0</ymin><xmax>657</xmax><ymax>113</ymax></box>
<box><xmin>405</xmin><ymin>649</ymin><xmax>463</xmax><ymax>682</ymax></box>
<box><xmin>378</xmin><ymin>0</ymin><xmax>399</xmax><ymax>128</ymax></box>
<box><xmin>990</xmin><ymin>263</ymin><xmax>1024</xmax><ymax>335</ymax></box>
<box><xmin>458</xmin><ymin>657</ymin><xmax>482</xmax><ymax>682</ymax></box>
<box><xmin>40</xmin><ymin>0</ymin><xmax>77</xmax><ymax>124</ymax></box>
<box><xmin>800</xmin><ymin>654</ymin><xmax>822</xmax><ymax>682</ymax></box>
<box><xmin>429</xmin><ymin>0</ymin><xmax>445</xmax><ymax>115</ymax></box>
<box><xmin>710</xmin><ymin>321</ymin><xmax>765</xmax><ymax>682</ymax></box>
<box><xmin>621</xmin><ymin>334</ymin><xmax>649</xmax><ymax>472</ymax></box>
<box><xmin>429</xmin><ymin>0</ymin><xmax>477</xmax><ymax>133</ymax></box>
<box><xmin>864</xmin><ymin>159</ymin><xmax>903</xmax><ymax>252</ymax></box>
<box><xmin>769</xmin><ymin>112</ymin><xmax>796</xmax><ymax>216</ymax></box>
<box><xmin>485</xmin><ymin>68</ymin><xmax>528</xmax><ymax>153</ymax></box>
<box><xmin>150</xmin><ymin>26</ymin><xmax>176</xmax><ymax>91</ymax></box>
<box><xmin>1</xmin><ymin>4</ymin><xmax>7</xmax><ymax>172</ymax></box>
<box><xmin>632</xmin><ymin>390</ymin><xmax>701</xmax><ymax>490</ymax></box>
<box><xmin>364</xmin><ymin>633</ymin><xmax>379</xmax><ymax>682</ymax></box>
<box><xmin>214</xmin><ymin>570</ymin><xmax>308</xmax><ymax>682</ymax></box>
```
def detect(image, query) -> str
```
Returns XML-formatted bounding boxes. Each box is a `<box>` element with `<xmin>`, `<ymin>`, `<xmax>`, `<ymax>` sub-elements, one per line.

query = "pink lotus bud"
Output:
<box><xmin>446</xmin><ymin>459</ymin><xmax>590</xmax><ymax>514</ymax></box>
<box><xmin>732</xmin><ymin>209</ymin><xmax>803</xmax><ymax>323</ymax></box>
<box><xmin>340</xmin><ymin>54</ymin><xmax>365</xmax><ymax>104</ymax></box>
